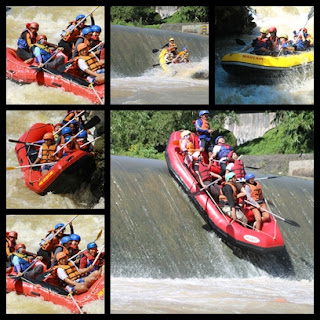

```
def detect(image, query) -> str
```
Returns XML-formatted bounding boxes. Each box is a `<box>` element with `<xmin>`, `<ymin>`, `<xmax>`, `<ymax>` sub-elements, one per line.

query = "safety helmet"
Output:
<box><xmin>227</xmin><ymin>150</ymin><xmax>235</xmax><ymax>160</ymax></box>
<box><xmin>15</xmin><ymin>243</ymin><xmax>26</xmax><ymax>251</ymax></box>
<box><xmin>169</xmin><ymin>37</ymin><xmax>174</xmax><ymax>41</ymax></box>
<box><xmin>82</xmin><ymin>27</ymin><xmax>93</xmax><ymax>36</ymax></box>
<box><xmin>76</xmin><ymin>14</ymin><xmax>86</xmax><ymax>21</ymax></box>
<box><xmin>61</xmin><ymin>236</ymin><xmax>72</xmax><ymax>245</ymax></box>
<box><xmin>43</xmin><ymin>132</ymin><xmax>54</xmax><ymax>140</ymax></box>
<box><xmin>183</xmin><ymin>46</ymin><xmax>188</xmax><ymax>50</ymax></box>
<box><xmin>27</xmin><ymin>22</ymin><xmax>39</xmax><ymax>30</ymax></box>
<box><xmin>56</xmin><ymin>252</ymin><xmax>67</xmax><ymax>261</ymax></box>
<box><xmin>87</xmin><ymin>242</ymin><xmax>97</xmax><ymax>250</ymax></box>
<box><xmin>55</xmin><ymin>223</ymin><xmax>64</xmax><ymax>230</ymax></box>
<box><xmin>245</xmin><ymin>173</ymin><xmax>255</xmax><ymax>181</ymax></box>
<box><xmin>279</xmin><ymin>34</ymin><xmax>288</xmax><ymax>40</ymax></box>
<box><xmin>268</xmin><ymin>27</ymin><xmax>277</xmax><ymax>33</ymax></box>
<box><xmin>260</xmin><ymin>27</ymin><xmax>269</xmax><ymax>34</ymax></box>
<box><xmin>192</xmin><ymin>151</ymin><xmax>201</xmax><ymax>160</ymax></box>
<box><xmin>299</xmin><ymin>28</ymin><xmax>308</xmax><ymax>33</ymax></box>
<box><xmin>61</xmin><ymin>127</ymin><xmax>72</xmax><ymax>136</ymax></box>
<box><xmin>181</xmin><ymin>130</ymin><xmax>191</xmax><ymax>138</ymax></box>
<box><xmin>91</xmin><ymin>25</ymin><xmax>102</xmax><ymax>33</ymax></box>
<box><xmin>77</xmin><ymin>43</ymin><xmax>88</xmax><ymax>52</ymax></box>
<box><xmin>77</xmin><ymin>131</ymin><xmax>87</xmax><ymax>138</ymax></box>
<box><xmin>71</xmin><ymin>234</ymin><xmax>81</xmax><ymax>241</ymax></box>
<box><xmin>199</xmin><ymin>110</ymin><xmax>210</xmax><ymax>117</ymax></box>
<box><xmin>215</xmin><ymin>136</ymin><xmax>224</xmax><ymax>145</ymax></box>
<box><xmin>8</xmin><ymin>231</ymin><xmax>18</xmax><ymax>238</ymax></box>
<box><xmin>225</xmin><ymin>172</ymin><xmax>236</xmax><ymax>182</ymax></box>
<box><xmin>36</xmin><ymin>34</ymin><xmax>47</xmax><ymax>43</ymax></box>
<box><xmin>55</xmin><ymin>123</ymin><xmax>63</xmax><ymax>128</ymax></box>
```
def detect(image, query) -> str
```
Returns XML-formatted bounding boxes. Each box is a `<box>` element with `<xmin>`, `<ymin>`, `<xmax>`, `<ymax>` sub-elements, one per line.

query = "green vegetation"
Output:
<box><xmin>111</xmin><ymin>110</ymin><xmax>313</xmax><ymax>160</ymax></box>
<box><xmin>110</xmin><ymin>6</ymin><xmax>209</xmax><ymax>28</ymax></box>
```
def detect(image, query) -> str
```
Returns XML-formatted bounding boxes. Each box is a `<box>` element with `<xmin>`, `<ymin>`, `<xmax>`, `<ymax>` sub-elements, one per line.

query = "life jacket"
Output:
<box><xmin>6</xmin><ymin>237</ymin><xmax>16</xmax><ymax>256</ymax></box>
<box><xmin>217</xmin><ymin>144</ymin><xmax>233</xmax><ymax>159</ymax></box>
<box><xmin>179</xmin><ymin>139</ymin><xmax>195</xmax><ymax>154</ymax></box>
<box><xmin>62</xmin><ymin>21</ymin><xmax>81</xmax><ymax>42</ymax></box>
<box><xmin>230</xmin><ymin>159</ymin><xmax>246</xmax><ymax>179</ymax></box>
<box><xmin>82</xmin><ymin>250</ymin><xmax>104</xmax><ymax>271</ymax></box>
<box><xmin>177</xmin><ymin>51</ymin><xmax>189</xmax><ymax>61</ymax></box>
<box><xmin>254</xmin><ymin>36</ymin><xmax>268</xmax><ymax>50</ymax></box>
<box><xmin>159</xmin><ymin>48</ymin><xmax>168</xmax><ymax>60</ymax></box>
<box><xmin>41</xmin><ymin>230</ymin><xmax>60</xmax><ymax>251</ymax></box>
<box><xmin>72</xmin><ymin>36</ymin><xmax>91</xmax><ymax>52</ymax></box>
<box><xmin>90</xmin><ymin>38</ymin><xmax>101</xmax><ymax>48</ymax></box>
<box><xmin>194</xmin><ymin>161</ymin><xmax>212</xmax><ymax>182</ymax></box>
<box><xmin>77</xmin><ymin>139</ymin><xmax>91</xmax><ymax>152</ymax></box>
<box><xmin>194</xmin><ymin>119</ymin><xmax>211</xmax><ymax>141</ymax></box>
<box><xmin>100</xmin><ymin>47</ymin><xmax>105</xmax><ymax>60</ymax></box>
<box><xmin>62</xmin><ymin>110</ymin><xmax>77</xmax><ymax>123</ymax></box>
<box><xmin>11</xmin><ymin>252</ymin><xmax>30</xmax><ymax>272</ymax></box>
<box><xmin>40</xmin><ymin>143</ymin><xmax>57</xmax><ymax>163</ymax></box>
<box><xmin>78</xmin><ymin>53</ymin><xmax>103</xmax><ymax>72</ymax></box>
<box><xmin>219</xmin><ymin>182</ymin><xmax>238</xmax><ymax>204</ymax></box>
<box><xmin>17</xmin><ymin>29</ymin><xmax>37</xmax><ymax>51</ymax></box>
<box><xmin>59</xmin><ymin>262</ymin><xmax>81</xmax><ymax>281</ymax></box>
<box><xmin>63</xmin><ymin>144</ymin><xmax>76</xmax><ymax>157</ymax></box>
<box><xmin>247</xmin><ymin>181</ymin><xmax>264</xmax><ymax>202</ymax></box>
<box><xmin>268</xmin><ymin>36</ymin><xmax>279</xmax><ymax>51</ymax></box>
<box><xmin>306</xmin><ymin>33</ymin><xmax>314</xmax><ymax>46</ymax></box>
<box><xmin>70</xmin><ymin>244</ymin><xmax>80</xmax><ymax>255</ymax></box>
<box><xmin>31</xmin><ymin>43</ymin><xmax>52</xmax><ymax>64</ymax></box>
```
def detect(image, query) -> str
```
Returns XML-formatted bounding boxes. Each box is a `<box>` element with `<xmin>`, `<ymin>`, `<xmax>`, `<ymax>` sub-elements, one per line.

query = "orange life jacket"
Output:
<box><xmin>62</xmin><ymin>21</ymin><xmax>81</xmax><ymax>42</ymax></box>
<box><xmin>59</xmin><ymin>262</ymin><xmax>81</xmax><ymax>281</ymax></box>
<box><xmin>51</xmin><ymin>245</ymin><xmax>70</xmax><ymax>264</ymax></box>
<box><xmin>247</xmin><ymin>181</ymin><xmax>264</xmax><ymax>202</ymax></box>
<box><xmin>219</xmin><ymin>182</ymin><xmax>238</xmax><ymax>203</ymax></box>
<box><xmin>72</xmin><ymin>36</ymin><xmax>91</xmax><ymax>52</ymax></box>
<box><xmin>179</xmin><ymin>139</ymin><xmax>195</xmax><ymax>153</ymax></box>
<box><xmin>40</xmin><ymin>143</ymin><xmax>57</xmax><ymax>163</ymax></box>
<box><xmin>195</xmin><ymin>118</ymin><xmax>210</xmax><ymax>134</ymax></box>
<box><xmin>41</xmin><ymin>230</ymin><xmax>60</xmax><ymax>251</ymax></box>
<box><xmin>79</xmin><ymin>53</ymin><xmax>103</xmax><ymax>72</ymax></box>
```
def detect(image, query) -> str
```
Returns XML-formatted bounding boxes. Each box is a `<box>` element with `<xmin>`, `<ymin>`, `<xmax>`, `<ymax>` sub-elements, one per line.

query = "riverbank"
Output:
<box><xmin>243</xmin><ymin>154</ymin><xmax>314</xmax><ymax>178</ymax></box>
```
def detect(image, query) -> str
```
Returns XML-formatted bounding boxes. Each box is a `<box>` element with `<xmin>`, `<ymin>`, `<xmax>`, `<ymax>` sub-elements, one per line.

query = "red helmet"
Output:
<box><xmin>26</xmin><ymin>22</ymin><xmax>39</xmax><ymax>30</ymax></box>
<box><xmin>36</xmin><ymin>34</ymin><xmax>47</xmax><ymax>42</ymax></box>
<box><xmin>8</xmin><ymin>231</ymin><xmax>18</xmax><ymax>238</ymax></box>
<box><xmin>268</xmin><ymin>27</ymin><xmax>277</xmax><ymax>33</ymax></box>
<box><xmin>15</xmin><ymin>243</ymin><xmax>26</xmax><ymax>251</ymax></box>
<box><xmin>299</xmin><ymin>28</ymin><xmax>308</xmax><ymax>33</ymax></box>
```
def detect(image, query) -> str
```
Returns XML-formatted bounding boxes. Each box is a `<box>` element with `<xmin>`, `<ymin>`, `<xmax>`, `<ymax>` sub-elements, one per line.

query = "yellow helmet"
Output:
<box><xmin>260</xmin><ymin>27</ymin><xmax>269</xmax><ymax>34</ymax></box>
<box><xmin>279</xmin><ymin>34</ymin><xmax>288</xmax><ymax>39</ymax></box>
<box><xmin>169</xmin><ymin>37</ymin><xmax>174</xmax><ymax>41</ymax></box>
<box><xmin>181</xmin><ymin>130</ymin><xmax>191</xmax><ymax>138</ymax></box>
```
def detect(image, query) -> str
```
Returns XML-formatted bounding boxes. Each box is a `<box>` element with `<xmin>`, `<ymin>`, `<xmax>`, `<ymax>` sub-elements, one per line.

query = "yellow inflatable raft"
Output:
<box><xmin>221</xmin><ymin>50</ymin><xmax>314</xmax><ymax>78</ymax></box>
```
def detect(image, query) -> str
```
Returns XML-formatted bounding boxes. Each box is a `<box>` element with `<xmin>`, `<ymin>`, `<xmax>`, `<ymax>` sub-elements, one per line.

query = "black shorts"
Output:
<box><xmin>16</xmin><ymin>47</ymin><xmax>33</xmax><ymax>61</ymax></box>
<box><xmin>199</xmin><ymin>139</ymin><xmax>213</xmax><ymax>153</ymax></box>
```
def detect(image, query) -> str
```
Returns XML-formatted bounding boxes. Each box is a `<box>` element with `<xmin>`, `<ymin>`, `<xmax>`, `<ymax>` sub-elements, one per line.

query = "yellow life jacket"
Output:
<box><xmin>40</xmin><ymin>143</ymin><xmax>57</xmax><ymax>163</ymax></box>
<box><xmin>79</xmin><ymin>53</ymin><xmax>102</xmax><ymax>72</ymax></box>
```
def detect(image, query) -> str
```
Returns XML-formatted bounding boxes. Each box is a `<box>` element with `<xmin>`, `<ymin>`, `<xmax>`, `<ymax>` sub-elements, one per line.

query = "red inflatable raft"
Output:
<box><xmin>15</xmin><ymin>123</ymin><xmax>96</xmax><ymax>195</ymax></box>
<box><xmin>165</xmin><ymin>131</ymin><xmax>285</xmax><ymax>253</ymax></box>
<box><xmin>6</xmin><ymin>271</ymin><xmax>104</xmax><ymax>314</ymax></box>
<box><xmin>6</xmin><ymin>47</ymin><xmax>104</xmax><ymax>104</ymax></box>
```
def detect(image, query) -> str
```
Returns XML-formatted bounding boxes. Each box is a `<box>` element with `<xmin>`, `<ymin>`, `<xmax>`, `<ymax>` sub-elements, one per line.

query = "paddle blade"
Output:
<box><xmin>6</xmin><ymin>167</ymin><xmax>16</xmax><ymax>171</ymax></box>
<box><xmin>152</xmin><ymin>49</ymin><xmax>159</xmax><ymax>53</ymax></box>
<box><xmin>95</xmin><ymin>229</ymin><xmax>103</xmax><ymax>242</ymax></box>
<box><xmin>83</xmin><ymin>116</ymin><xmax>101</xmax><ymax>130</ymax></box>
<box><xmin>284</xmin><ymin>219</ymin><xmax>300</xmax><ymax>227</ymax></box>
<box><xmin>308</xmin><ymin>6</ymin><xmax>314</xmax><ymax>19</ymax></box>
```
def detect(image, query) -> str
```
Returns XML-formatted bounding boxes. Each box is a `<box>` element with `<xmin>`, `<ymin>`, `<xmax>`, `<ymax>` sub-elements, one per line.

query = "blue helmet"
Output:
<box><xmin>182</xmin><ymin>46</ymin><xmax>188</xmax><ymax>50</ymax></box>
<box><xmin>61</xmin><ymin>236</ymin><xmax>72</xmax><ymax>245</ymax></box>
<box><xmin>215</xmin><ymin>136</ymin><xmax>224</xmax><ymax>144</ymax></box>
<box><xmin>64</xmin><ymin>136</ymin><xmax>72</xmax><ymax>143</ymax></box>
<box><xmin>87</xmin><ymin>242</ymin><xmax>97</xmax><ymax>250</ymax></box>
<box><xmin>61</xmin><ymin>127</ymin><xmax>72</xmax><ymax>136</ymax></box>
<box><xmin>82</xmin><ymin>27</ymin><xmax>93</xmax><ymax>36</ymax></box>
<box><xmin>69</xmin><ymin>119</ymin><xmax>78</xmax><ymax>125</ymax></box>
<box><xmin>71</xmin><ymin>234</ymin><xmax>81</xmax><ymax>241</ymax></box>
<box><xmin>55</xmin><ymin>223</ymin><xmax>64</xmax><ymax>230</ymax></box>
<box><xmin>76</xmin><ymin>14</ymin><xmax>85</xmax><ymax>21</ymax></box>
<box><xmin>91</xmin><ymin>25</ymin><xmax>101</xmax><ymax>32</ymax></box>
<box><xmin>199</xmin><ymin>110</ymin><xmax>209</xmax><ymax>117</ymax></box>
<box><xmin>77</xmin><ymin>131</ymin><xmax>87</xmax><ymax>138</ymax></box>
<box><xmin>245</xmin><ymin>173</ymin><xmax>255</xmax><ymax>181</ymax></box>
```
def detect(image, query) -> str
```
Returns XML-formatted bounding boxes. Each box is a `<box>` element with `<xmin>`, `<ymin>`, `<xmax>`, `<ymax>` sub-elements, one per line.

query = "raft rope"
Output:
<box><xmin>68</xmin><ymin>291</ymin><xmax>84</xmax><ymax>314</ymax></box>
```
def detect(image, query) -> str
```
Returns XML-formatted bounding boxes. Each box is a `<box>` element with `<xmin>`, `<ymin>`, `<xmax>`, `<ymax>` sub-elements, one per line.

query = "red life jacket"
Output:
<box><xmin>231</xmin><ymin>159</ymin><xmax>246</xmax><ymax>179</ymax></box>
<box><xmin>6</xmin><ymin>238</ymin><xmax>16</xmax><ymax>255</ymax></box>
<box><xmin>82</xmin><ymin>250</ymin><xmax>104</xmax><ymax>269</ymax></box>
<box><xmin>194</xmin><ymin>161</ymin><xmax>212</xmax><ymax>182</ymax></box>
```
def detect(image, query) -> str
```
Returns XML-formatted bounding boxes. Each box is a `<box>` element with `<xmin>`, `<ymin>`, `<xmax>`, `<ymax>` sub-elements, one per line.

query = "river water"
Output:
<box><xmin>215</xmin><ymin>6</ymin><xmax>314</xmax><ymax>104</ymax></box>
<box><xmin>6</xmin><ymin>214</ymin><xmax>105</xmax><ymax>314</ymax></box>
<box><xmin>111</xmin><ymin>25</ymin><xmax>209</xmax><ymax>104</ymax></box>
<box><xmin>6</xmin><ymin>6</ymin><xmax>105</xmax><ymax>104</ymax></box>
<box><xmin>6</xmin><ymin>110</ymin><xmax>104</xmax><ymax>209</ymax></box>
<box><xmin>111</xmin><ymin>156</ymin><xmax>314</xmax><ymax>314</ymax></box>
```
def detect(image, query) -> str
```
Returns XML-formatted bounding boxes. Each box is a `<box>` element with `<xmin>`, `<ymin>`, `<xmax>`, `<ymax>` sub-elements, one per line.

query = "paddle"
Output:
<box><xmin>54</xmin><ymin>110</ymin><xmax>85</xmax><ymax>135</ymax></box>
<box><xmin>39</xmin><ymin>215</ymin><xmax>79</xmax><ymax>247</ymax></box>
<box><xmin>9</xmin><ymin>257</ymin><xmax>40</xmax><ymax>280</ymax></box>
<box><xmin>153</xmin><ymin>61</ymin><xmax>172</xmax><ymax>67</ymax></box>
<box><xmin>296</xmin><ymin>6</ymin><xmax>314</xmax><ymax>40</ymax></box>
<box><xmin>89</xmin><ymin>83</ymin><xmax>103</xmax><ymax>105</ymax></box>
<box><xmin>80</xmin><ymin>136</ymin><xmax>101</xmax><ymax>149</ymax></box>
<box><xmin>244</xmin><ymin>200</ymin><xmax>300</xmax><ymax>227</ymax></box>
<box><xmin>255</xmin><ymin>176</ymin><xmax>280</xmax><ymax>181</ymax></box>
<box><xmin>92</xmin><ymin>244</ymin><xmax>105</xmax><ymax>266</ymax></box>
<box><xmin>8</xmin><ymin>139</ymin><xmax>41</xmax><ymax>147</ymax></box>
<box><xmin>189</xmin><ymin>177</ymin><xmax>222</xmax><ymax>197</ymax></box>
<box><xmin>61</xmin><ymin>6</ymin><xmax>100</xmax><ymax>38</ymax></box>
<box><xmin>152</xmin><ymin>48</ymin><xmax>161</xmax><ymax>53</ymax></box>
<box><xmin>7</xmin><ymin>162</ymin><xmax>56</xmax><ymax>171</ymax></box>
<box><xmin>68</xmin><ymin>291</ymin><xmax>84</xmax><ymax>314</ymax></box>
<box><xmin>30</xmin><ymin>49</ymin><xmax>61</xmax><ymax>72</ymax></box>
